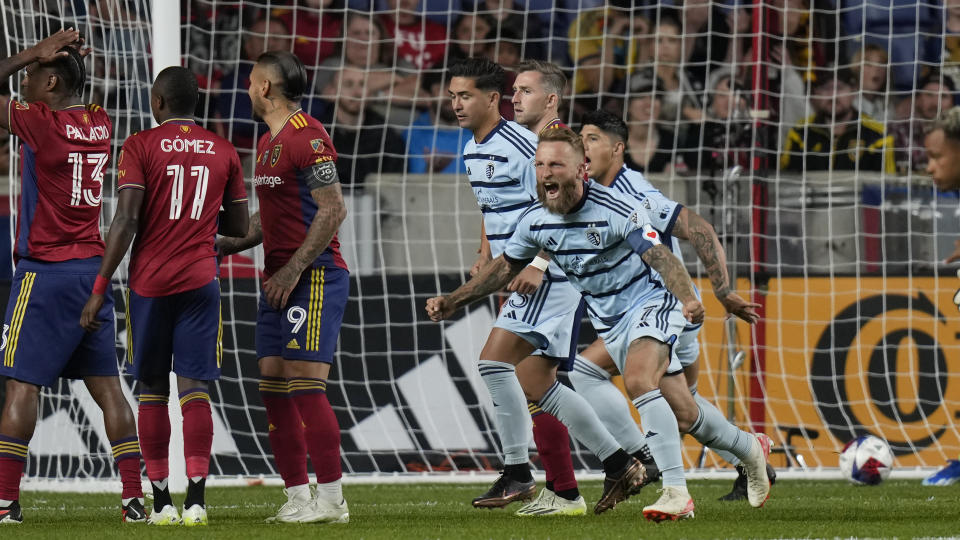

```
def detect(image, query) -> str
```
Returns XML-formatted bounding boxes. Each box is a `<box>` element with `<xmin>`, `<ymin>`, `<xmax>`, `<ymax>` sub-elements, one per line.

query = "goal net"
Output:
<box><xmin>1</xmin><ymin>0</ymin><xmax>956</xmax><ymax>487</ymax></box>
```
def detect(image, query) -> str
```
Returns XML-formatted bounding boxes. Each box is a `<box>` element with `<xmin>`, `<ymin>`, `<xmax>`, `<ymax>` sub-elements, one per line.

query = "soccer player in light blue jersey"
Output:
<box><xmin>427</xmin><ymin>126</ymin><xmax>716</xmax><ymax>521</ymax></box>
<box><xmin>569</xmin><ymin>110</ymin><xmax>775</xmax><ymax>510</ymax></box>
<box><xmin>444</xmin><ymin>58</ymin><xmax>644</xmax><ymax>515</ymax></box>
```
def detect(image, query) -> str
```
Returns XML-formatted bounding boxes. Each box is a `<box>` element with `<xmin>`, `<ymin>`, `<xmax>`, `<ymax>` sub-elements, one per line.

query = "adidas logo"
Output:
<box><xmin>268</xmin><ymin>423</ymin><xmax>276</xmax><ymax>432</ymax></box>
<box><xmin>546</xmin><ymin>236</ymin><xmax>558</xmax><ymax>247</ymax></box>
<box><xmin>645</xmin><ymin>430</ymin><xmax>658</xmax><ymax>438</ymax></box>
<box><xmin>286</xmin><ymin>338</ymin><xmax>300</xmax><ymax>350</ymax></box>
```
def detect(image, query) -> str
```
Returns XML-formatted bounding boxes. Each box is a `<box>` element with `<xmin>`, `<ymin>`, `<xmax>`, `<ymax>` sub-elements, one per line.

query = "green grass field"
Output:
<box><xmin>9</xmin><ymin>480</ymin><xmax>960</xmax><ymax>539</ymax></box>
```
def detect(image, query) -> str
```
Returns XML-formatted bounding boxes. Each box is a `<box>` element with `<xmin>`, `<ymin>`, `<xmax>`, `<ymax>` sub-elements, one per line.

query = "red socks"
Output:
<box><xmin>259</xmin><ymin>377</ymin><xmax>309</xmax><ymax>487</ymax></box>
<box><xmin>110</xmin><ymin>436</ymin><xmax>144</xmax><ymax>499</ymax></box>
<box><xmin>0</xmin><ymin>435</ymin><xmax>28</xmax><ymax>500</ymax></box>
<box><xmin>179</xmin><ymin>388</ymin><xmax>213</xmax><ymax>479</ymax></box>
<box><xmin>530</xmin><ymin>404</ymin><xmax>578</xmax><ymax>492</ymax></box>
<box><xmin>137</xmin><ymin>394</ymin><xmax>170</xmax><ymax>482</ymax></box>
<box><xmin>289</xmin><ymin>378</ymin><xmax>342</xmax><ymax>484</ymax></box>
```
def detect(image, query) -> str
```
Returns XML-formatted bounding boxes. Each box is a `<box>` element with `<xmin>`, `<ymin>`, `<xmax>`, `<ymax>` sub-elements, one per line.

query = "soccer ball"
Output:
<box><xmin>839</xmin><ymin>435</ymin><xmax>894</xmax><ymax>485</ymax></box>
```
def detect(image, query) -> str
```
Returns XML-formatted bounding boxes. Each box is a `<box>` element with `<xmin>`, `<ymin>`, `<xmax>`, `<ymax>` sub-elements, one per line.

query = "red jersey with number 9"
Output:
<box><xmin>7</xmin><ymin>100</ymin><xmax>111</xmax><ymax>262</ymax></box>
<box><xmin>117</xmin><ymin>119</ymin><xmax>248</xmax><ymax>297</ymax></box>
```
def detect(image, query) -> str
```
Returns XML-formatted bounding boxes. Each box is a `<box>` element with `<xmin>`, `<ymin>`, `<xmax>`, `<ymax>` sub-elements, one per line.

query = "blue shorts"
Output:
<box><xmin>256</xmin><ymin>266</ymin><xmax>348</xmax><ymax>363</ymax></box>
<box><xmin>127</xmin><ymin>279</ymin><xmax>222</xmax><ymax>385</ymax></box>
<box><xmin>0</xmin><ymin>258</ymin><xmax>117</xmax><ymax>387</ymax></box>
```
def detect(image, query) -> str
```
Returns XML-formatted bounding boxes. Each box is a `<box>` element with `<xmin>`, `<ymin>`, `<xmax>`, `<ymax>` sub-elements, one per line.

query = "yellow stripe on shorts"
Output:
<box><xmin>306</xmin><ymin>267</ymin><xmax>325</xmax><ymax>351</ymax></box>
<box><xmin>5</xmin><ymin>272</ymin><xmax>36</xmax><ymax>368</ymax></box>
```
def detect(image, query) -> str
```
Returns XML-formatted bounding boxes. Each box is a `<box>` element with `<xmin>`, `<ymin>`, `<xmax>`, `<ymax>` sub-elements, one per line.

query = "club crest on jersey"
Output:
<box><xmin>310</xmin><ymin>138</ymin><xmax>324</xmax><ymax>153</ymax></box>
<box><xmin>270</xmin><ymin>144</ymin><xmax>283</xmax><ymax>167</ymax></box>
<box><xmin>586</xmin><ymin>227</ymin><xmax>601</xmax><ymax>246</ymax></box>
<box><xmin>485</xmin><ymin>162</ymin><xmax>495</xmax><ymax>179</ymax></box>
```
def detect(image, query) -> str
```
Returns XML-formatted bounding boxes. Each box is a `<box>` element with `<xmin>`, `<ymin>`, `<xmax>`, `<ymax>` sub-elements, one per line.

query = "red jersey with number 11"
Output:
<box><xmin>117</xmin><ymin>119</ymin><xmax>248</xmax><ymax>297</ymax></box>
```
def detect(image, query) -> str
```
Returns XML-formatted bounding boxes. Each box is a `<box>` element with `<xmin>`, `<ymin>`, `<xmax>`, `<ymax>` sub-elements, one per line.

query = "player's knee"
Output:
<box><xmin>620</xmin><ymin>372</ymin><xmax>658</xmax><ymax>399</ymax></box>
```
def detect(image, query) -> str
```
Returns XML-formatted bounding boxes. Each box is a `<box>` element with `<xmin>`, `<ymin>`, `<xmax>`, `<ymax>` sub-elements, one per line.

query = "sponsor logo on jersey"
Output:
<box><xmin>271</xmin><ymin>144</ymin><xmax>283</xmax><ymax>167</ymax></box>
<box><xmin>310</xmin><ymin>138</ymin><xmax>324</xmax><ymax>153</ymax></box>
<box><xmin>570</xmin><ymin>255</ymin><xmax>585</xmax><ymax>273</ymax></box>
<box><xmin>475</xmin><ymin>189</ymin><xmax>501</xmax><ymax>208</ymax></box>
<box><xmin>65</xmin><ymin>124</ymin><xmax>110</xmax><ymax>142</ymax></box>
<box><xmin>586</xmin><ymin>227</ymin><xmax>601</xmax><ymax>246</ymax></box>
<box><xmin>159</xmin><ymin>138</ymin><xmax>215</xmax><ymax>154</ymax></box>
<box><xmin>253</xmin><ymin>175</ymin><xmax>284</xmax><ymax>187</ymax></box>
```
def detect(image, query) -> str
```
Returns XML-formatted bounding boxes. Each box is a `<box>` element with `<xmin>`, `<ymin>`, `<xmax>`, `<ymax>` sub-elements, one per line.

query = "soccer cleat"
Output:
<box><xmin>741</xmin><ymin>433</ymin><xmax>773</xmax><ymax>508</ymax></box>
<box><xmin>181</xmin><ymin>504</ymin><xmax>208</xmax><ymax>527</ymax></box>
<box><xmin>296</xmin><ymin>496</ymin><xmax>349</xmax><ymax>524</ymax></box>
<box><xmin>922</xmin><ymin>460</ymin><xmax>960</xmax><ymax>486</ymax></box>
<box><xmin>0</xmin><ymin>500</ymin><xmax>22</xmax><ymax>524</ymax></box>
<box><xmin>594</xmin><ymin>457</ymin><xmax>645</xmax><ymax>515</ymax></box>
<box><xmin>266</xmin><ymin>486</ymin><xmax>314</xmax><ymax>524</ymax></box>
<box><xmin>515</xmin><ymin>488</ymin><xmax>586</xmax><ymax>517</ymax></box>
<box><xmin>719</xmin><ymin>463</ymin><xmax>778</xmax><ymax>501</ymax></box>
<box><xmin>122</xmin><ymin>498</ymin><xmax>147</xmax><ymax>523</ymax></box>
<box><xmin>642</xmin><ymin>486</ymin><xmax>695</xmax><ymax>522</ymax></box>
<box><xmin>471</xmin><ymin>473</ymin><xmax>536</xmax><ymax>508</ymax></box>
<box><xmin>147</xmin><ymin>504</ymin><xmax>180</xmax><ymax>525</ymax></box>
<box><xmin>629</xmin><ymin>458</ymin><xmax>661</xmax><ymax>497</ymax></box>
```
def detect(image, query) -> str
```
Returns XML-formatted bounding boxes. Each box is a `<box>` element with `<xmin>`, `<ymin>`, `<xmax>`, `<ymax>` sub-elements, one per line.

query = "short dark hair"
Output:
<box><xmin>515</xmin><ymin>59</ymin><xmax>567</xmax><ymax>98</ymax></box>
<box><xmin>42</xmin><ymin>46</ymin><xmax>85</xmax><ymax>97</ymax></box>
<box><xmin>580</xmin><ymin>109</ymin><xmax>628</xmax><ymax>144</ymax></box>
<box><xmin>447</xmin><ymin>57</ymin><xmax>505</xmax><ymax>93</ymax></box>
<box><xmin>538</xmin><ymin>126</ymin><xmax>584</xmax><ymax>159</ymax></box>
<box><xmin>153</xmin><ymin>66</ymin><xmax>198</xmax><ymax>116</ymax></box>
<box><xmin>257</xmin><ymin>50</ymin><xmax>308</xmax><ymax>101</ymax></box>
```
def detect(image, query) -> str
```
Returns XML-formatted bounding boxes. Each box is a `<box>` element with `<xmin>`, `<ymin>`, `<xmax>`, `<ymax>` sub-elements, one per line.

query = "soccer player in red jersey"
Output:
<box><xmin>79</xmin><ymin>66</ymin><xmax>249</xmax><ymax>526</ymax></box>
<box><xmin>0</xmin><ymin>29</ymin><xmax>145</xmax><ymax>524</ymax></box>
<box><xmin>217</xmin><ymin>51</ymin><xmax>349</xmax><ymax>524</ymax></box>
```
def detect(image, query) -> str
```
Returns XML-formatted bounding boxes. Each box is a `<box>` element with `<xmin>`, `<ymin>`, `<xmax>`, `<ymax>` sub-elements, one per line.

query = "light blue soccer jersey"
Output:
<box><xmin>504</xmin><ymin>181</ymin><xmax>670</xmax><ymax>334</ymax></box>
<box><xmin>606</xmin><ymin>166</ymin><xmax>683</xmax><ymax>255</ymax></box>
<box><xmin>463</xmin><ymin>119</ymin><xmax>539</xmax><ymax>258</ymax></box>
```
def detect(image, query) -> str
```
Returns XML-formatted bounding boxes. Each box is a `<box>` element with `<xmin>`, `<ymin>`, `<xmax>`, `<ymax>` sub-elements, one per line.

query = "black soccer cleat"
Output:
<box><xmin>0</xmin><ymin>500</ymin><xmax>22</xmax><ymax>525</ymax></box>
<box><xmin>629</xmin><ymin>454</ymin><xmax>661</xmax><ymax>496</ymax></box>
<box><xmin>594</xmin><ymin>457</ymin><xmax>645</xmax><ymax>515</ymax></box>
<box><xmin>719</xmin><ymin>463</ymin><xmax>777</xmax><ymax>501</ymax></box>
<box><xmin>472</xmin><ymin>473</ymin><xmax>536</xmax><ymax>508</ymax></box>
<box><xmin>122</xmin><ymin>498</ymin><xmax>147</xmax><ymax>523</ymax></box>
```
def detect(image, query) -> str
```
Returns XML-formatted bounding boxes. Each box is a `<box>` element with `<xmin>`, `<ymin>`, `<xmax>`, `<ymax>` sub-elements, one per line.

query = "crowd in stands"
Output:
<box><xmin>2</xmin><ymin>0</ymin><xmax>959</xmax><ymax>188</ymax></box>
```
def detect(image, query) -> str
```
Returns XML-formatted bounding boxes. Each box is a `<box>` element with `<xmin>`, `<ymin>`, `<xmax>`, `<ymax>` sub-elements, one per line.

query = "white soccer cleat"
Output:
<box><xmin>742</xmin><ymin>433</ymin><xmax>773</xmax><ymax>508</ymax></box>
<box><xmin>147</xmin><ymin>504</ymin><xmax>181</xmax><ymax>526</ymax></box>
<box><xmin>266</xmin><ymin>486</ymin><xmax>314</xmax><ymax>524</ymax></box>
<box><xmin>298</xmin><ymin>496</ymin><xmax>349</xmax><ymax>524</ymax></box>
<box><xmin>181</xmin><ymin>504</ymin><xmax>208</xmax><ymax>526</ymax></box>
<box><xmin>642</xmin><ymin>486</ymin><xmax>695</xmax><ymax>522</ymax></box>
<box><xmin>515</xmin><ymin>488</ymin><xmax>586</xmax><ymax>517</ymax></box>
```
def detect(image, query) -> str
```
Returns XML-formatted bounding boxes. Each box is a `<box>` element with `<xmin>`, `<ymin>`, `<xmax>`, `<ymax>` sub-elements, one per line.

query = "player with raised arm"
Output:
<box><xmin>921</xmin><ymin>107</ymin><xmax>960</xmax><ymax>486</ymax></box>
<box><xmin>0</xmin><ymin>29</ymin><xmax>145</xmax><ymax>524</ymax></box>
<box><xmin>216</xmin><ymin>51</ymin><xmax>350</xmax><ymax>524</ymax></box>
<box><xmin>502</xmin><ymin>59</ymin><xmax>579</xmax><ymax>516</ymax></box>
<box><xmin>449</xmin><ymin>58</ymin><xmax>644</xmax><ymax>516</ymax></box>
<box><xmin>427</xmin><ymin>126</ymin><xmax>709</xmax><ymax>521</ymax></box>
<box><xmin>573</xmin><ymin>110</ymin><xmax>773</xmax><ymax>516</ymax></box>
<box><xmin>78</xmin><ymin>67</ymin><xmax>249</xmax><ymax>526</ymax></box>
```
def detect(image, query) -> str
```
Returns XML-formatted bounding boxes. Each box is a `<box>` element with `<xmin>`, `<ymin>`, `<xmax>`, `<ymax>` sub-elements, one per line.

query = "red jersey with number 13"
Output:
<box><xmin>118</xmin><ymin>120</ymin><xmax>248</xmax><ymax>296</ymax></box>
<box><xmin>7</xmin><ymin>100</ymin><xmax>110</xmax><ymax>262</ymax></box>
<box><xmin>254</xmin><ymin>110</ymin><xmax>347</xmax><ymax>278</ymax></box>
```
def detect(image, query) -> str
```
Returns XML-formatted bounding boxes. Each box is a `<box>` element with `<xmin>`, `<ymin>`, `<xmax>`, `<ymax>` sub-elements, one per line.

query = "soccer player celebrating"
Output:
<box><xmin>448</xmin><ymin>57</ymin><xmax>644</xmax><ymax>516</ymax></box>
<box><xmin>427</xmin><ymin>126</ymin><xmax>708</xmax><ymax>521</ymax></box>
<box><xmin>217</xmin><ymin>51</ymin><xmax>349</xmax><ymax>524</ymax></box>
<box><xmin>79</xmin><ymin>66</ymin><xmax>249</xmax><ymax>526</ymax></box>
<box><xmin>505</xmin><ymin>59</ymin><xmax>582</xmax><ymax>516</ymax></box>
<box><xmin>572</xmin><ymin>110</ymin><xmax>773</xmax><ymax>517</ymax></box>
<box><xmin>0</xmin><ymin>29</ymin><xmax>145</xmax><ymax>524</ymax></box>
<box><xmin>921</xmin><ymin>107</ymin><xmax>960</xmax><ymax>486</ymax></box>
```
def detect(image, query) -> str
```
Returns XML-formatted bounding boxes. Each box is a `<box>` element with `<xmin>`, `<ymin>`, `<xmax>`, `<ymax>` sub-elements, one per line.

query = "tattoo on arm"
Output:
<box><xmin>219</xmin><ymin>211</ymin><xmax>263</xmax><ymax>255</ymax></box>
<box><xmin>642</xmin><ymin>244</ymin><xmax>697</xmax><ymax>304</ymax></box>
<box><xmin>449</xmin><ymin>257</ymin><xmax>524</xmax><ymax>309</ymax></box>
<box><xmin>286</xmin><ymin>184</ymin><xmax>346</xmax><ymax>273</ymax></box>
<box><xmin>683</xmin><ymin>210</ymin><xmax>730</xmax><ymax>298</ymax></box>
